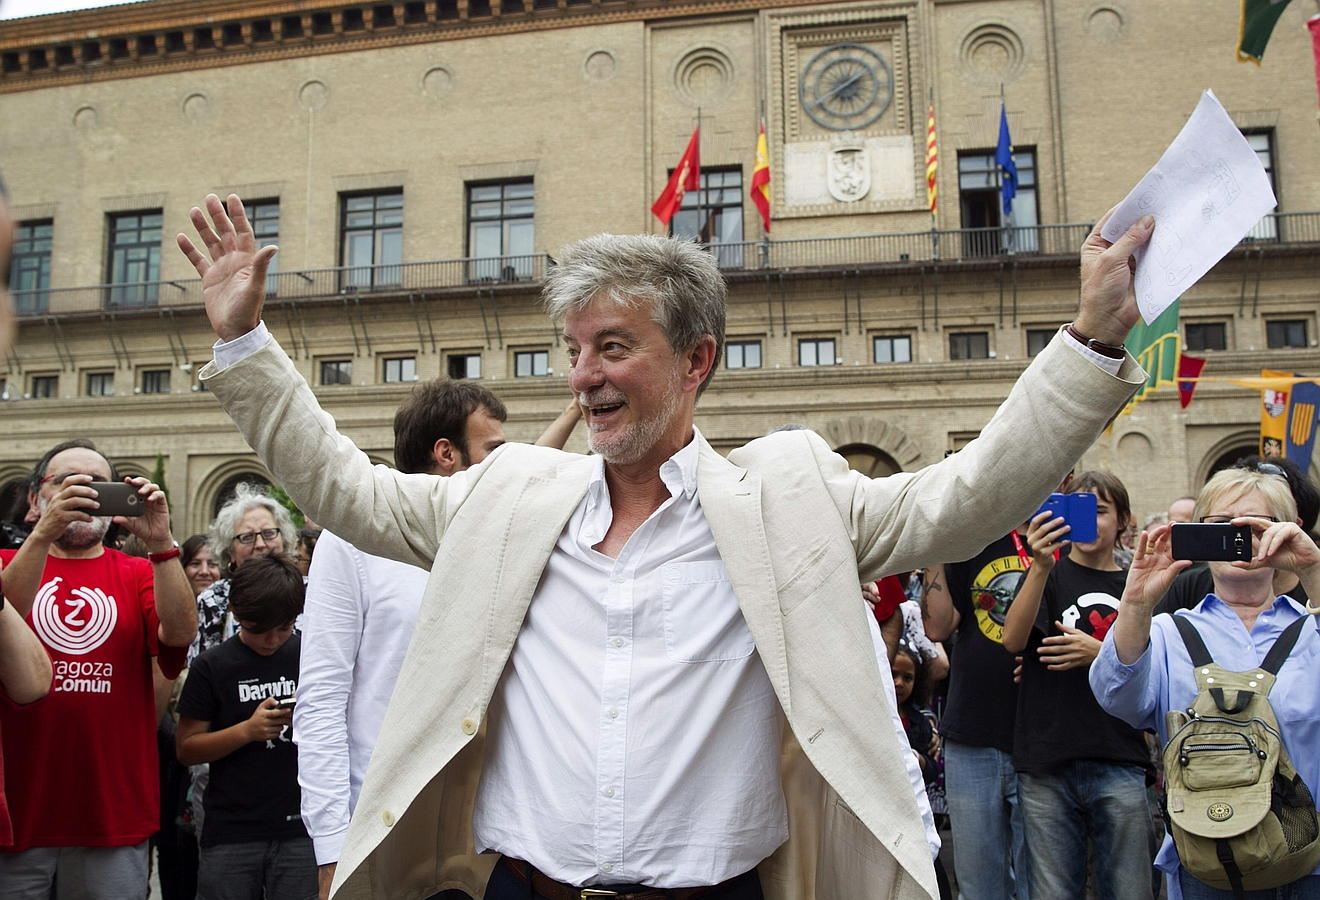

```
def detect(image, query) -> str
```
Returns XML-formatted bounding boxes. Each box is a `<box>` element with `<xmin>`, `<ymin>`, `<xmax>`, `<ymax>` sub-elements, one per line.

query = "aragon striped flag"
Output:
<box><xmin>1286</xmin><ymin>379</ymin><xmax>1320</xmax><ymax>474</ymax></box>
<box><xmin>925</xmin><ymin>102</ymin><xmax>938</xmax><ymax>214</ymax></box>
<box><xmin>750</xmin><ymin>120</ymin><xmax>771</xmax><ymax>233</ymax></box>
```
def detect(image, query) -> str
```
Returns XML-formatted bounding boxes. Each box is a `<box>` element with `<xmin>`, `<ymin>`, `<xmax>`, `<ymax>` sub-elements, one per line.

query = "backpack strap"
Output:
<box><xmin>1216</xmin><ymin>840</ymin><xmax>1247</xmax><ymax>900</ymax></box>
<box><xmin>1172</xmin><ymin>615</ymin><xmax>1214</xmax><ymax>668</ymax></box>
<box><xmin>1259</xmin><ymin>614</ymin><xmax>1309</xmax><ymax>676</ymax></box>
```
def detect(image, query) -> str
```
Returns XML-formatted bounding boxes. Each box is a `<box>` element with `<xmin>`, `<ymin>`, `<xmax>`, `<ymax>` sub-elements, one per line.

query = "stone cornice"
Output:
<box><xmin>0</xmin><ymin>0</ymin><xmax>832</xmax><ymax>94</ymax></box>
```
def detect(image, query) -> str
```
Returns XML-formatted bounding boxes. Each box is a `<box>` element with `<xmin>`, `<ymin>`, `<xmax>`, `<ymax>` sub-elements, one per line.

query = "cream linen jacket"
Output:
<box><xmin>203</xmin><ymin>332</ymin><xmax>1144</xmax><ymax>900</ymax></box>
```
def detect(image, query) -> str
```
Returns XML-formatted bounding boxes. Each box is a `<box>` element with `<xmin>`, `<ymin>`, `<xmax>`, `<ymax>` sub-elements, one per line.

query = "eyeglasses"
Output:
<box><xmin>39</xmin><ymin>471</ymin><xmax>109</xmax><ymax>485</ymax></box>
<box><xmin>233</xmin><ymin>528</ymin><xmax>281</xmax><ymax>545</ymax></box>
<box><xmin>1198</xmin><ymin>515</ymin><xmax>1278</xmax><ymax>524</ymax></box>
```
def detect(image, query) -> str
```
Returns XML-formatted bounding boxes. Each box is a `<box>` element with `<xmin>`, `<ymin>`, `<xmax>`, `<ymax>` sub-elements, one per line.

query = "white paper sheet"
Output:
<box><xmin>1100</xmin><ymin>89</ymin><xmax>1276</xmax><ymax>323</ymax></box>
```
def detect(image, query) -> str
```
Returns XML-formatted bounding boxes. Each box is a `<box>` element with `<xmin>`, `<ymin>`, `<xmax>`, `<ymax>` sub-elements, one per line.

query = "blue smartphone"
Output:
<box><xmin>1032</xmin><ymin>492</ymin><xmax>1098</xmax><ymax>544</ymax></box>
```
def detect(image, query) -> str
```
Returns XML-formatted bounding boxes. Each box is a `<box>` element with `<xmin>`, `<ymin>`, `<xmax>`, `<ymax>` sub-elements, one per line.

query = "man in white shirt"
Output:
<box><xmin>297</xmin><ymin>379</ymin><xmax>508</xmax><ymax>899</ymax></box>
<box><xmin>178</xmin><ymin>194</ymin><xmax>1152</xmax><ymax>900</ymax></box>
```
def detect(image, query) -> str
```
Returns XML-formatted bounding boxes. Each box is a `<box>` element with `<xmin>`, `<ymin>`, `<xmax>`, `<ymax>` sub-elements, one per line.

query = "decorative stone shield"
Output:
<box><xmin>827</xmin><ymin>132</ymin><xmax>870</xmax><ymax>203</ymax></box>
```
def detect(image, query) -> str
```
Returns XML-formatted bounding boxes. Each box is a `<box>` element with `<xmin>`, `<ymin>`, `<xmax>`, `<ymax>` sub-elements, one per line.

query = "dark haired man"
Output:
<box><xmin>298</xmin><ymin>382</ymin><xmax>578</xmax><ymax>899</ymax></box>
<box><xmin>181</xmin><ymin>193</ymin><xmax>1150</xmax><ymax>899</ymax></box>
<box><xmin>0</xmin><ymin>439</ymin><xmax>195</xmax><ymax>898</ymax></box>
<box><xmin>177</xmin><ymin>554</ymin><xmax>312</xmax><ymax>900</ymax></box>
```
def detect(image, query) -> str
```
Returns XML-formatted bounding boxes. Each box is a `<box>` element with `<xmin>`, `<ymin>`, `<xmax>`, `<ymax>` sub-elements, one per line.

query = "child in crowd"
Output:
<box><xmin>176</xmin><ymin>555</ymin><xmax>315</xmax><ymax>900</ymax></box>
<box><xmin>1003</xmin><ymin>471</ymin><xmax>1155</xmax><ymax>900</ymax></box>
<box><xmin>893</xmin><ymin>641</ymin><xmax>952</xmax><ymax>900</ymax></box>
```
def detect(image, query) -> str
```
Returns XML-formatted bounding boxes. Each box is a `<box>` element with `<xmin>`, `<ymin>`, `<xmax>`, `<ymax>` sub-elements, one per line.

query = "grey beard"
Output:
<box><xmin>54</xmin><ymin>517</ymin><xmax>111</xmax><ymax>550</ymax></box>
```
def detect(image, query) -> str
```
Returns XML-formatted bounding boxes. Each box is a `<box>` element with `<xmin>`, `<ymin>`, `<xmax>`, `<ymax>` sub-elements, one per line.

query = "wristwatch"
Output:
<box><xmin>1065</xmin><ymin>323</ymin><xmax>1126</xmax><ymax>360</ymax></box>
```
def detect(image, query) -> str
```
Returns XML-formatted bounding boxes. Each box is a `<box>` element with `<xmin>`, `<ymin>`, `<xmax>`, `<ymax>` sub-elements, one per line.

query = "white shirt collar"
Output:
<box><xmin>584</xmin><ymin>427</ymin><xmax>703</xmax><ymax>502</ymax></box>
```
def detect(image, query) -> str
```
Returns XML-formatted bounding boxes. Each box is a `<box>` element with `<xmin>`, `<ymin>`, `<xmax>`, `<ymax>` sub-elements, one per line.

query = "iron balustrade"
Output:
<box><xmin>11</xmin><ymin>213</ymin><xmax>1318</xmax><ymax>316</ymax></box>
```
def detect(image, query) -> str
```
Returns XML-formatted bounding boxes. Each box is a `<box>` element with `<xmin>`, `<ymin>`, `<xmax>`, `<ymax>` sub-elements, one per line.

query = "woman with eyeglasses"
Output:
<box><xmin>1155</xmin><ymin>457</ymin><xmax>1319</xmax><ymax>617</ymax></box>
<box><xmin>189</xmin><ymin>483</ymin><xmax>297</xmax><ymax>666</ymax></box>
<box><xmin>1090</xmin><ymin>467</ymin><xmax>1320</xmax><ymax>899</ymax></box>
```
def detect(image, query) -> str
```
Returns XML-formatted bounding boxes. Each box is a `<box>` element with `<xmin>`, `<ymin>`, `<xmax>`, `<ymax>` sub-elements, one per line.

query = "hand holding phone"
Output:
<box><xmin>84</xmin><ymin>481</ymin><xmax>145</xmax><ymax>517</ymax></box>
<box><xmin>1032</xmin><ymin>492</ymin><xmax>1098</xmax><ymax>544</ymax></box>
<box><xmin>273</xmin><ymin>697</ymin><xmax>296</xmax><ymax>711</ymax></box>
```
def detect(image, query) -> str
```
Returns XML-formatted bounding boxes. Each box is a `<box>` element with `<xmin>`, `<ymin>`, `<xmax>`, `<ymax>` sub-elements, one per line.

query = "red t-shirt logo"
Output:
<box><xmin>31</xmin><ymin>576</ymin><xmax>120</xmax><ymax>656</ymax></box>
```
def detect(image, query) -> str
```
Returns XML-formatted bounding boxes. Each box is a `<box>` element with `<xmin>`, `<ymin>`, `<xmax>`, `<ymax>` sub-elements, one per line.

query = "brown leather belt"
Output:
<box><xmin>499</xmin><ymin>856</ymin><xmax>753</xmax><ymax>900</ymax></box>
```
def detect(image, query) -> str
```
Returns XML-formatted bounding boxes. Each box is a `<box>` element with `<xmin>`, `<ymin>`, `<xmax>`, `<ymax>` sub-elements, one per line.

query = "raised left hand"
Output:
<box><xmin>1233</xmin><ymin>517</ymin><xmax>1320</xmax><ymax>578</ymax></box>
<box><xmin>117</xmin><ymin>476</ymin><xmax>174</xmax><ymax>552</ymax></box>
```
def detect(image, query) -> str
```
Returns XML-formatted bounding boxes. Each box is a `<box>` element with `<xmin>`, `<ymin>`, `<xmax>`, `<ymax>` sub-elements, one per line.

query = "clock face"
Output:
<box><xmin>799</xmin><ymin>42</ymin><xmax>894</xmax><ymax>131</ymax></box>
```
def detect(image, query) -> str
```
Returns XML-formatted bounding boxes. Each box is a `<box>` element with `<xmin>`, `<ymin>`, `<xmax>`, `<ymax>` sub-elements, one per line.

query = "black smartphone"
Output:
<box><xmin>85</xmin><ymin>481</ymin><xmax>145</xmax><ymax>517</ymax></box>
<box><xmin>1170</xmin><ymin>523</ymin><xmax>1251</xmax><ymax>561</ymax></box>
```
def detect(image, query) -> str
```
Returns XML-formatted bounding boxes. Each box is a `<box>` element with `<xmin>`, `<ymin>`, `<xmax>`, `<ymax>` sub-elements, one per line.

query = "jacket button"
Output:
<box><xmin>461</xmin><ymin>718</ymin><xmax>477</xmax><ymax>735</ymax></box>
<box><xmin>382</xmin><ymin>810</ymin><xmax>395</xmax><ymax>827</ymax></box>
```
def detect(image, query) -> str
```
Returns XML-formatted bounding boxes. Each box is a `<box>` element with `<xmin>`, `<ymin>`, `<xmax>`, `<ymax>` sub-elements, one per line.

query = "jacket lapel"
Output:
<box><xmin>696</xmin><ymin>438</ymin><xmax>790</xmax><ymax>710</ymax></box>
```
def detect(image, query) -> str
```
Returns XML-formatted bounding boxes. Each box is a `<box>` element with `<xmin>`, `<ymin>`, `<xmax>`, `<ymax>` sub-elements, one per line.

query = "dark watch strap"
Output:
<box><xmin>1065</xmin><ymin>323</ymin><xmax>1126</xmax><ymax>360</ymax></box>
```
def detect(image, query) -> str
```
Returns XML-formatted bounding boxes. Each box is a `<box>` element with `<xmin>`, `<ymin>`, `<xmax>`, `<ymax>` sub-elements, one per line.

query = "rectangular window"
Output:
<box><xmin>950</xmin><ymin>331</ymin><xmax>990</xmax><ymax>360</ymax></box>
<box><xmin>141</xmin><ymin>369</ymin><xmax>170</xmax><ymax>394</ymax></box>
<box><xmin>1185</xmin><ymin>322</ymin><xmax>1228</xmax><ymax>352</ymax></box>
<box><xmin>1266</xmin><ymin>319</ymin><xmax>1308</xmax><ymax>349</ymax></box>
<box><xmin>383</xmin><ymin>356</ymin><xmax>417</xmax><ymax>383</ymax></box>
<box><xmin>86</xmin><ymin>372</ymin><xmax>114</xmax><ymax>396</ymax></box>
<box><xmin>320</xmin><ymin>359</ymin><xmax>353</xmax><ymax>385</ymax></box>
<box><xmin>447</xmin><ymin>353</ymin><xmax>482</xmax><ymax>380</ymax></box>
<box><xmin>873</xmin><ymin>335</ymin><xmax>913</xmax><ymax>364</ymax></box>
<box><xmin>1243</xmin><ymin>131</ymin><xmax>1277</xmax><ymax>241</ymax></box>
<box><xmin>467</xmin><ymin>180</ymin><xmax>534</xmax><ymax>282</ymax></box>
<box><xmin>514</xmin><ymin>350</ymin><xmax>549</xmax><ymax>377</ymax></box>
<box><xmin>958</xmin><ymin>148</ymin><xmax>1039</xmax><ymax>255</ymax></box>
<box><xmin>671</xmin><ymin>167</ymin><xmax>744</xmax><ymax>269</ymax></box>
<box><xmin>725</xmin><ymin>340</ymin><xmax>762</xmax><ymax>369</ymax></box>
<box><xmin>340</xmin><ymin>191</ymin><xmax>403</xmax><ymax>289</ymax></box>
<box><xmin>30</xmin><ymin>374</ymin><xmax>58</xmax><ymax>399</ymax></box>
<box><xmin>798</xmin><ymin>338</ymin><xmax>837</xmax><ymax>367</ymax></box>
<box><xmin>248</xmin><ymin>199</ymin><xmax>280</xmax><ymax>294</ymax></box>
<box><xmin>106</xmin><ymin>210</ymin><xmax>162</xmax><ymax>307</ymax></box>
<box><xmin>1026</xmin><ymin>328</ymin><xmax>1054</xmax><ymax>357</ymax></box>
<box><xmin>11</xmin><ymin>219</ymin><xmax>53</xmax><ymax>314</ymax></box>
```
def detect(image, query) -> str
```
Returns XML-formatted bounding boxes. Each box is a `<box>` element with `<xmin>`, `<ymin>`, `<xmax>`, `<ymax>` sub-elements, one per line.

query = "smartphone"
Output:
<box><xmin>273</xmin><ymin>697</ymin><xmax>297</xmax><ymax>711</ymax></box>
<box><xmin>1032</xmin><ymin>492</ymin><xmax>1098</xmax><ymax>544</ymax></box>
<box><xmin>1171</xmin><ymin>523</ymin><xmax>1252</xmax><ymax>561</ymax></box>
<box><xmin>85</xmin><ymin>481</ymin><xmax>145</xmax><ymax>517</ymax></box>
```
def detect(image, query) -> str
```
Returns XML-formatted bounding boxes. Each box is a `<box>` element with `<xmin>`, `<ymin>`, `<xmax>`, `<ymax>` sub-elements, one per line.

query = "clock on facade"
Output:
<box><xmin>799</xmin><ymin>41</ymin><xmax>894</xmax><ymax>131</ymax></box>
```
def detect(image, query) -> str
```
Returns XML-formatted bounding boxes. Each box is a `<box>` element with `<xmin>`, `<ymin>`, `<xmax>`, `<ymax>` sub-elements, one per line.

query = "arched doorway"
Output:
<box><xmin>836</xmin><ymin>443</ymin><xmax>903</xmax><ymax>478</ymax></box>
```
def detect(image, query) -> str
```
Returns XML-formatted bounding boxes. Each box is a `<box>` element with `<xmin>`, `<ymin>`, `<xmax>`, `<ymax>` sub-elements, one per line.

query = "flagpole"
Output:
<box><xmin>695</xmin><ymin>106</ymin><xmax>705</xmax><ymax>247</ymax></box>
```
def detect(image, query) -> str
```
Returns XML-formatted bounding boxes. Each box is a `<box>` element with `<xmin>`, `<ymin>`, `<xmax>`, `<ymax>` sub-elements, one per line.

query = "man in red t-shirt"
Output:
<box><xmin>0</xmin><ymin>439</ymin><xmax>196</xmax><ymax>899</ymax></box>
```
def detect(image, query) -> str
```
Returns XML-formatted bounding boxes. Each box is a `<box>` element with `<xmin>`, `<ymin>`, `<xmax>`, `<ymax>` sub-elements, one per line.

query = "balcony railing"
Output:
<box><xmin>12</xmin><ymin>212</ymin><xmax>1319</xmax><ymax>317</ymax></box>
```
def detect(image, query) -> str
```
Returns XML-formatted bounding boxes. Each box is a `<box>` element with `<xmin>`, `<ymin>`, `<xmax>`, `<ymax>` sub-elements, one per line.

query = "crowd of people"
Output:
<box><xmin>0</xmin><ymin>191</ymin><xmax>1318</xmax><ymax>900</ymax></box>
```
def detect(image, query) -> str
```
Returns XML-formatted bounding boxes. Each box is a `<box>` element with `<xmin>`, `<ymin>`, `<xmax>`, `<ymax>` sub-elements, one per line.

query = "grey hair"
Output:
<box><xmin>208</xmin><ymin>482</ymin><xmax>297</xmax><ymax>572</ymax></box>
<box><xmin>1194</xmin><ymin>469</ymin><xmax>1298</xmax><ymax>526</ymax></box>
<box><xmin>542</xmin><ymin>233</ymin><xmax>726</xmax><ymax>396</ymax></box>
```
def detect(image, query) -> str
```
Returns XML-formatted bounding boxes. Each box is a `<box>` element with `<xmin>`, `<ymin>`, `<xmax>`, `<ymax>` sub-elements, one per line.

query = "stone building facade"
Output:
<box><xmin>1</xmin><ymin>0</ymin><xmax>1317</xmax><ymax>535</ymax></box>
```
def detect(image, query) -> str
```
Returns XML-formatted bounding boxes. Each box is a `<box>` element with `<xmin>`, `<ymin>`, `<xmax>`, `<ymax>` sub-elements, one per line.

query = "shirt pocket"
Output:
<box><xmin>661</xmin><ymin>560</ymin><xmax>755</xmax><ymax>663</ymax></box>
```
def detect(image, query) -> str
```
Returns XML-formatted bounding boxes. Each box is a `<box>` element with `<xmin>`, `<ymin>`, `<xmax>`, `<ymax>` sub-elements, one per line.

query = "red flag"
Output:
<box><xmin>1177</xmin><ymin>354</ymin><xmax>1207</xmax><ymax>408</ymax></box>
<box><xmin>651</xmin><ymin>127</ymin><xmax>700</xmax><ymax>227</ymax></box>
<box><xmin>750</xmin><ymin>121</ymin><xmax>771</xmax><ymax>233</ymax></box>
<box><xmin>1309</xmin><ymin>16</ymin><xmax>1320</xmax><ymax>111</ymax></box>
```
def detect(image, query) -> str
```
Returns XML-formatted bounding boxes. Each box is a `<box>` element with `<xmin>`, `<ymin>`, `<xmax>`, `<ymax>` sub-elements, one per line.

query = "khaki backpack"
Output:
<box><xmin>1163</xmin><ymin>614</ymin><xmax>1320</xmax><ymax>897</ymax></box>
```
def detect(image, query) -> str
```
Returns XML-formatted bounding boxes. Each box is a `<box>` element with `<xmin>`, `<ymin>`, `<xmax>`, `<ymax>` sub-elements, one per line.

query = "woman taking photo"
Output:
<box><xmin>1090</xmin><ymin>468</ymin><xmax>1320</xmax><ymax>899</ymax></box>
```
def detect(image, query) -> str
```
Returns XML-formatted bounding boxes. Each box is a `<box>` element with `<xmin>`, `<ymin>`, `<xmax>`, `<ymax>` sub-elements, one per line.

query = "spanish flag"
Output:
<box><xmin>750</xmin><ymin>121</ymin><xmax>771</xmax><ymax>233</ymax></box>
<box><xmin>925</xmin><ymin>102</ymin><xmax>938</xmax><ymax>214</ymax></box>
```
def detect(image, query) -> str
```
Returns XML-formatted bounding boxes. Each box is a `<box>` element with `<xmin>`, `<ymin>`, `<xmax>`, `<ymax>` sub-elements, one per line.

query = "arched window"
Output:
<box><xmin>836</xmin><ymin>443</ymin><xmax>902</xmax><ymax>478</ymax></box>
<box><xmin>211</xmin><ymin>472</ymin><xmax>272</xmax><ymax>519</ymax></box>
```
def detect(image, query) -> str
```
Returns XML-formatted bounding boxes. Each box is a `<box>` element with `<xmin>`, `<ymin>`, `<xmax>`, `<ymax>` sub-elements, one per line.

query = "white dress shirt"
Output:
<box><xmin>296</xmin><ymin>530</ymin><xmax>429</xmax><ymax>864</ymax></box>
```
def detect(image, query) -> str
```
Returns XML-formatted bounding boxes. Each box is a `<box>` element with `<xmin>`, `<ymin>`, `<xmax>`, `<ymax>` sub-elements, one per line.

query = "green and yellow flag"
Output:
<box><xmin>1118</xmin><ymin>301</ymin><xmax>1182</xmax><ymax>418</ymax></box>
<box><xmin>1238</xmin><ymin>0</ymin><xmax>1295</xmax><ymax>63</ymax></box>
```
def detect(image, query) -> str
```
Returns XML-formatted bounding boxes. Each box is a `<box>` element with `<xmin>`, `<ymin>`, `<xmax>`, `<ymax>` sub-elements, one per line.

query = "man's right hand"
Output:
<box><xmin>244</xmin><ymin>697</ymin><xmax>293</xmax><ymax>742</ymax></box>
<box><xmin>177</xmin><ymin>193</ymin><xmax>277</xmax><ymax>343</ymax></box>
<box><xmin>29</xmin><ymin>475</ymin><xmax>98</xmax><ymax>544</ymax></box>
<box><xmin>318</xmin><ymin>862</ymin><xmax>336</xmax><ymax>900</ymax></box>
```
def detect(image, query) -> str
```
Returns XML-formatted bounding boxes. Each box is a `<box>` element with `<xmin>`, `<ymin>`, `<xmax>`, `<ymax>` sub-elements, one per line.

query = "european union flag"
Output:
<box><xmin>995</xmin><ymin>103</ymin><xmax>1018</xmax><ymax>217</ymax></box>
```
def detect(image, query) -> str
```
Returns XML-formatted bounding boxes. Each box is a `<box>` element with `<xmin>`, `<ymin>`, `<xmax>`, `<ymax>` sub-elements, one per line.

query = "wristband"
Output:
<box><xmin>148</xmin><ymin>541</ymin><xmax>182</xmax><ymax>564</ymax></box>
<box><xmin>1065</xmin><ymin>323</ymin><xmax>1126</xmax><ymax>360</ymax></box>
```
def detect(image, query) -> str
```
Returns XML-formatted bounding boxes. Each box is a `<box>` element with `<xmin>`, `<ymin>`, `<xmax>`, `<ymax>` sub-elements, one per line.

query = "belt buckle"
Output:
<box><xmin>580</xmin><ymin>891</ymin><xmax>619</xmax><ymax>899</ymax></box>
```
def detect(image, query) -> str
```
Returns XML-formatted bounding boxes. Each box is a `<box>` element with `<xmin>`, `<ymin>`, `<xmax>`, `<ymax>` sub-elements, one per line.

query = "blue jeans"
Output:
<box><xmin>1178</xmin><ymin>871</ymin><xmax>1320</xmax><ymax>899</ymax></box>
<box><xmin>1018</xmin><ymin>762</ymin><xmax>1155</xmax><ymax>900</ymax></box>
<box><xmin>943</xmin><ymin>739</ymin><xmax>1030</xmax><ymax>900</ymax></box>
<box><xmin>196</xmin><ymin>837</ymin><xmax>317</xmax><ymax>900</ymax></box>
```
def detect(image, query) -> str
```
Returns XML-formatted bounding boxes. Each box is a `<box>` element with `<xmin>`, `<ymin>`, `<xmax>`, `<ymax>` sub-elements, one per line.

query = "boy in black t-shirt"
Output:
<box><xmin>1002</xmin><ymin>472</ymin><xmax>1156</xmax><ymax>900</ymax></box>
<box><xmin>177</xmin><ymin>555</ymin><xmax>315</xmax><ymax>900</ymax></box>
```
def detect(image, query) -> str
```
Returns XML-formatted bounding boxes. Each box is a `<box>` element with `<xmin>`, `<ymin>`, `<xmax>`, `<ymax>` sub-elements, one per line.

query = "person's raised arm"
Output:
<box><xmin>1112</xmin><ymin>526</ymin><xmax>1189</xmax><ymax>665</ymax></box>
<box><xmin>1074</xmin><ymin>210</ymin><xmax>1155</xmax><ymax>347</ymax></box>
<box><xmin>920</xmin><ymin>565</ymin><xmax>958</xmax><ymax>642</ymax></box>
<box><xmin>177</xmin><ymin>194</ymin><xmax>278</xmax><ymax>343</ymax></box>
<box><xmin>1002</xmin><ymin>512</ymin><xmax>1068</xmax><ymax>654</ymax></box>
<box><xmin>0</xmin><ymin>595</ymin><xmax>51</xmax><ymax>704</ymax></box>
<box><xmin>118</xmin><ymin>476</ymin><xmax>197</xmax><ymax>648</ymax></box>
<box><xmin>534</xmin><ymin>399</ymin><xmax>582</xmax><ymax>450</ymax></box>
<box><xmin>0</xmin><ymin>477</ymin><xmax>98</xmax><ymax>616</ymax></box>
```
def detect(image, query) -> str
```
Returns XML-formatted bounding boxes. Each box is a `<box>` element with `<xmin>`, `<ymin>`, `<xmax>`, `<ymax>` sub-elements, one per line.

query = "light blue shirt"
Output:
<box><xmin>1090</xmin><ymin>594</ymin><xmax>1320</xmax><ymax>898</ymax></box>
